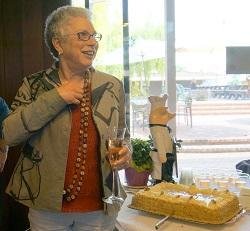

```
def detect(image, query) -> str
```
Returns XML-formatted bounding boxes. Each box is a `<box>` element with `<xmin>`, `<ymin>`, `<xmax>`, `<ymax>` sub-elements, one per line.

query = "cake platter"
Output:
<box><xmin>225</xmin><ymin>207</ymin><xmax>246</xmax><ymax>224</ymax></box>
<box><xmin>127</xmin><ymin>204</ymin><xmax>245</xmax><ymax>228</ymax></box>
<box><xmin>123</xmin><ymin>183</ymin><xmax>153</xmax><ymax>193</ymax></box>
<box><xmin>123</xmin><ymin>184</ymin><xmax>147</xmax><ymax>189</ymax></box>
<box><xmin>128</xmin><ymin>182</ymin><xmax>242</xmax><ymax>227</ymax></box>
<box><xmin>178</xmin><ymin>207</ymin><xmax>246</xmax><ymax>225</ymax></box>
<box><xmin>123</xmin><ymin>184</ymin><xmax>151</xmax><ymax>194</ymax></box>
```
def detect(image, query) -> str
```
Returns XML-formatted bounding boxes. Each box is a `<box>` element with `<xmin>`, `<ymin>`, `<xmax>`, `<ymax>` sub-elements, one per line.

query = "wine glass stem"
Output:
<box><xmin>112</xmin><ymin>168</ymin><xmax>119</xmax><ymax>197</ymax></box>
<box><xmin>116</xmin><ymin>170</ymin><xmax>121</xmax><ymax>197</ymax></box>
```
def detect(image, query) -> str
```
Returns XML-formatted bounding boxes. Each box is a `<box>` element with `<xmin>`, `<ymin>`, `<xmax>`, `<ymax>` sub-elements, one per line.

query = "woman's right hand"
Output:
<box><xmin>57</xmin><ymin>78</ymin><xmax>85</xmax><ymax>104</ymax></box>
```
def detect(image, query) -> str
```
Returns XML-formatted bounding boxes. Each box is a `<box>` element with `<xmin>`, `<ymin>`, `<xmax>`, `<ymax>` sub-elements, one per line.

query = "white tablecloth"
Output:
<box><xmin>116</xmin><ymin>194</ymin><xmax>250</xmax><ymax>231</ymax></box>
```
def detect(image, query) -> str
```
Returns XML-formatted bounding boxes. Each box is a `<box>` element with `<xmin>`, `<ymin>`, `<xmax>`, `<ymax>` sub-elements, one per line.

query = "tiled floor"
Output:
<box><xmin>132</xmin><ymin>113</ymin><xmax>250</xmax><ymax>140</ymax></box>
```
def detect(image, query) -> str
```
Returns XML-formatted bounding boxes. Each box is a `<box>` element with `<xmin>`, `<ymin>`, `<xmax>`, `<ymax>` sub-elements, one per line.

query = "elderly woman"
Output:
<box><xmin>2</xmin><ymin>6</ymin><xmax>131</xmax><ymax>231</ymax></box>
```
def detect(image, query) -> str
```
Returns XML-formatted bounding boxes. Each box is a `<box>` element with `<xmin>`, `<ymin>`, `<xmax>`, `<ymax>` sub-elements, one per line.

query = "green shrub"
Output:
<box><xmin>131</xmin><ymin>138</ymin><xmax>153</xmax><ymax>173</ymax></box>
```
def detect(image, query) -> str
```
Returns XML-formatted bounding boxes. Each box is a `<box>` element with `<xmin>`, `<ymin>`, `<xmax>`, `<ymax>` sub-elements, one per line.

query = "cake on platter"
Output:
<box><xmin>129</xmin><ymin>182</ymin><xmax>240</xmax><ymax>224</ymax></box>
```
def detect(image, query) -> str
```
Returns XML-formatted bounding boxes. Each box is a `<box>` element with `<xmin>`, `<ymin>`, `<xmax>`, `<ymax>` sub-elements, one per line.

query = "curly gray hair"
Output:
<box><xmin>44</xmin><ymin>6</ymin><xmax>92</xmax><ymax>60</ymax></box>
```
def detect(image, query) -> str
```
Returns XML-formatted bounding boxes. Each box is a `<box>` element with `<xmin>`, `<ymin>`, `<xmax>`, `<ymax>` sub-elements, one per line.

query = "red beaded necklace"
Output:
<box><xmin>63</xmin><ymin>77</ymin><xmax>90</xmax><ymax>202</ymax></box>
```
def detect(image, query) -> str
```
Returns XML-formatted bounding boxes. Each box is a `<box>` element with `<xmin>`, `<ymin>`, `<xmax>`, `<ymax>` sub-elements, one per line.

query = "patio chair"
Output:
<box><xmin>131</xmin><ymin>102</ymin><xmax>149</xmax><ymax>135</ymax></box>
<box><xmin>177</xmin><ymin>97</ymin><xmax>192</xmax><ymax>127</ymax></box>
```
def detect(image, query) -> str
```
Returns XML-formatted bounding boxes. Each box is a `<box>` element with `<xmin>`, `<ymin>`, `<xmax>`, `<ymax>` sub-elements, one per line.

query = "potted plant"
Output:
<box><xmin>125</xmin><ymin>138</ymin><xmax>153</xmax><ymax>186</ymax></box>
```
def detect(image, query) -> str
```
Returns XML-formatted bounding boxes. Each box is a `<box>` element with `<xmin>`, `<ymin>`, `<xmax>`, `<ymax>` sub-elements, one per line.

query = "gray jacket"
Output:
<box><xmin>2</xmin><ymin>64</ymin><xmax>128</xmax><ymax>214</ymax></box>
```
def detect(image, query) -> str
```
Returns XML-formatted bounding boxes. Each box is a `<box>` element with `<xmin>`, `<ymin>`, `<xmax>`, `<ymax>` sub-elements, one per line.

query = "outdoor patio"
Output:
<box><xmin>129</xmin><ymin>99</ymin><xmax>250</xmax><ymax>178</ymax></box>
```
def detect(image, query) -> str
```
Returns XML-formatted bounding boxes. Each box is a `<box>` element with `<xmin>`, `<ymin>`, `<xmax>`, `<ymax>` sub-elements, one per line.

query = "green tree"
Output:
<box><xmin>92</xmin><ymin>4</ymin><xmax>166</xmax><ymax>95</ymax></box>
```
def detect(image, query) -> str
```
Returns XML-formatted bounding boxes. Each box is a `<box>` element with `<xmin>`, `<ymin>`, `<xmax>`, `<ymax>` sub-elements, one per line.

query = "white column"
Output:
<box><xmin>164</xmin><ymin>0</ymin><xmax>176</xmax><ymax>135</ymax></box>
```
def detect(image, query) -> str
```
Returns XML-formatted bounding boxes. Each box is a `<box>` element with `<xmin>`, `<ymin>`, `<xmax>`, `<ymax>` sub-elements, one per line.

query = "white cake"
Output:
<box><xmin>129</xmin><ymin>182</ymin><xmax>240</xmax><ymax>224</ymax></box>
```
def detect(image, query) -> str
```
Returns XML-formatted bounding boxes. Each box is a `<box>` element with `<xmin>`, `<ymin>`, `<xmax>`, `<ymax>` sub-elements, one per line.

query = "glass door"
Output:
<box><xmin>71</xmin><ymin>0</ymin><xmax>250</xmax><ymax>153</ymax></box>
<box><xmin>175</xmin><ymin>0</ymin><xmax>250</xmax><ymax>141</ymax></box>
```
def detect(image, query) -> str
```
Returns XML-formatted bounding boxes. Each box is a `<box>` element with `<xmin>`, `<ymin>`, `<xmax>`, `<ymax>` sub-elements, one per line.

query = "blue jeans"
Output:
<box><xmin>28</xmin><ymin>209</ymin><xmax>116</xmax><ymax>231</ymax></box>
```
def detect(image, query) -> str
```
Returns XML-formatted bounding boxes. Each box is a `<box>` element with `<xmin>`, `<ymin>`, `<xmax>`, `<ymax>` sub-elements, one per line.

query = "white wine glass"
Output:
<box><xmin>103</xmin><ymin>127</ymin><xmax>126</xmax><ymax>205</ymax></box>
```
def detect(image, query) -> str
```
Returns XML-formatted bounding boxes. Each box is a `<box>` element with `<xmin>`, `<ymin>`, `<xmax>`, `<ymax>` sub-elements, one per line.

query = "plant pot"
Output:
<box><xmin>125</xmin><ymin>167</ymin><xmax>151</xmax><ymax>186</ymax></box>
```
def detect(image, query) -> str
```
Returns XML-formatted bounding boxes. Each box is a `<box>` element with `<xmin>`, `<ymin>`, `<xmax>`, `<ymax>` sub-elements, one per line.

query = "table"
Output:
<box><xmin>116</xmin><ymin>194</ymin><xmax>250</xmax><ymax>231</ymax></box>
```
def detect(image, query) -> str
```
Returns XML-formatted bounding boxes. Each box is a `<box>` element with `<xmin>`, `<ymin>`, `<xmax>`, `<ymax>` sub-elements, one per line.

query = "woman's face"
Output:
<box><xmin>57</xmin><ymin>16</ymin><xmax>99</xmax><ymax>73</ymax></box>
